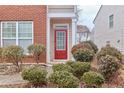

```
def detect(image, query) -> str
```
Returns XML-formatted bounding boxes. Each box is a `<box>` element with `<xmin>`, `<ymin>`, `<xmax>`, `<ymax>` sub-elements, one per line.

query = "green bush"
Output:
<box><xmin>71</xmin><ymin>62</ymin><xmax>90</xmax><ymax>79</ymax></box>
<box><xmin>0</xmin><ymin>48</ymin><xmax>3</xmax><ymax>62</ymax></box>
<box><xmin>83</xmin><ymin>40</ymin><xmax>98</xmax><ymax>53</ymax></box>
<box><xmin>81</xmin><ymin>71</ymin><xmax>105</xmax><ymax>88</ymax></box>
<box><xmin>98</xmin><ymin>55</ymin><xmax>120</xmax><ymax>80</ymax></box>
<box><xmin>22</xmin><ymin>66</ymin><xmax>48</xmax><ymax>87</ymax></box>
<box><xmin>52</xmin><ymin>64</ymin><xmax>73</xmax><ymax>73</ymax></box>
<box><xmin>72</xmin><ymin>48</ymin><xmax>94</xmax><ymax>62</ymax></box>
<box><xmin>65</xmin><ymin>60</ymin><xmax>74</xmax><ymax>67</ymax></box>
<box><xmin>48</xmin><ymin>71</ymin><xmax>79</xmax><ymax>88</ymax></box>
<box><xmin>0</xmin><ymin>47</ymin><xmax>3</xmax><ymax>57</ymax></box>
<box><xmin>2</xmin><ymin>45</ymin><xmax>24</xmax><ymax>70</ymax></box>
<box><xmin>28</xmin><ymin>44</ymin><xmax>45</xmax><ymax>64</ymax></box>
<box><xmin>97</xmin><ymin>44</ymin><xmax>122</xmax><ymax>62</ymax></box>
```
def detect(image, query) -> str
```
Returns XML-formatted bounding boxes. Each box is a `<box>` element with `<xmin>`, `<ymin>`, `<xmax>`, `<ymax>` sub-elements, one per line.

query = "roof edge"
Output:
<box><xmin>93</xmin><ymin>5</ymin><xmax>103</xmax><ymax>24</ymax></box>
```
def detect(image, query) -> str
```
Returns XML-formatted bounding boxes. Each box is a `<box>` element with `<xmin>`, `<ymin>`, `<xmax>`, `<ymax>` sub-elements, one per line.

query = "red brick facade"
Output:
<box><xmin>0</xmin><ymin>5</ymin><xmax>47</xmax><ymax>63</ymax></box>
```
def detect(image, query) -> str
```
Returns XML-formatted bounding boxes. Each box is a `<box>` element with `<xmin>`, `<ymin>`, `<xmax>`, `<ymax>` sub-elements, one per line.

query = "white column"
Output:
<box><xmin>72</xmin><ymin>18</ymin><xmax>77</xmax><ymax>46</ymax></box>
<box><xmin>1</xmin><ymin>22</ymin><xmax>3</xmax><ymax>47</ymax></box>
<box><xmin>46</xmin><ymin>17</ymin><xmax>50</xmax><ymax>63</ymax></box>
<box><xmin>16</xmin><ymin>22</ymin><xmax>18</xmax><ymax>45</ymax></box>
<box><xmin>71</xmin><ymin>18</ymin><xmax>77</xmax><ymax>61</ymax></box>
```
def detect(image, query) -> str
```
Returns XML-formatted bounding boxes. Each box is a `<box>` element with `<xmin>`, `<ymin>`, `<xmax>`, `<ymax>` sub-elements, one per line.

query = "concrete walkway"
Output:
<box><xmin>0</xmin><ymin>73</ymin><xmax>27</xmax><ymax>85</ymax></box>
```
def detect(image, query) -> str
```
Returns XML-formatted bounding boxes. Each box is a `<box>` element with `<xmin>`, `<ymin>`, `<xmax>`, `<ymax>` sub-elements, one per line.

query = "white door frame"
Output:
<box><xmin>53</xmin><ymin>24</ymin><xmax>69</xmax><ymax>62</ymax></box>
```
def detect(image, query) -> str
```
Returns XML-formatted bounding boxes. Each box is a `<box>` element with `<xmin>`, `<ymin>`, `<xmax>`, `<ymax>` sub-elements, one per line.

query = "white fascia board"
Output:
<box><xmin>48</xmin><ymin>13</ymin><xmax>76</xmax><ymax>18</ymax></box>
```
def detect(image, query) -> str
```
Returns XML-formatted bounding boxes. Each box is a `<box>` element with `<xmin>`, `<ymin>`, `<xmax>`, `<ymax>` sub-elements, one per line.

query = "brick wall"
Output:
<box><xmin>0</xmin><ymin>5</ymin><xmax>47</xmax><ymax>63</ymax></box>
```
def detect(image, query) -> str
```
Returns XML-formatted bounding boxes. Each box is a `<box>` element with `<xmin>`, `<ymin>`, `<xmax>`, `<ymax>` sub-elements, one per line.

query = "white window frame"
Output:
<box><xmin>0</xmin><ymin>21</ymin><xmax>34</xmax><ymax>47</ymax></box>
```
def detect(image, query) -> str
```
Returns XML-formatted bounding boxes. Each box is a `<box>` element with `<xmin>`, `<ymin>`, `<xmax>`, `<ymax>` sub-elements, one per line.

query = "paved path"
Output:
<box><xmin>0</xmin><ymin>73</ymin><xmax>28</xmax><ymax>85</ymax></box>
<box><xmin>0</xmin><ymin>66</ymin><xmax>53</xmax><ymax>86</ymax></box>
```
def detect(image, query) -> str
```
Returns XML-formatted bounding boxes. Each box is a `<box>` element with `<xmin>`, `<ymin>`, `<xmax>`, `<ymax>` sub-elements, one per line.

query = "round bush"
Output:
<box><xmin>83</xmin><ymin>40</ymin><xmax>98</xmax><ymax>53</ymax></box>
<box><xmin>71</xmin><ymin>43</ymin><xmax>93</xmax><ymax>54</ymax></box>
<box><xmin>49</xmin><ymin>71</ymin><xmax>79</xmax><ymax>88</ymax></box>
<box><xmin>71</xmin><ymin>62</ymin><xmax>90</xmax><ymax>79</ymax></box>
<box><xmin>52</xmin><ymin>64</ymin><xmax>73</xmax><ymax>73</ymax></box>
<box><xmin>0</xmin><ymin>47</ymin><xmax>3</xmax><ymax>57</ymax></box>
<box><xmin>97</xmin><ymin>44</ymin><xmax>122</xmax><ymax>62</ymax></box>
<box><xmin>72</xmin><ymin>48</ymin><xmax>94</xmax><ymax>62</ymax></box>
<box><xmin>81</xmin><ymin>71</ymin><xmax>105</xmax><ymax>88</ymax></box>
<box><xmin>22</xmin><ymin>66</ymin><xmax>48</xmax><ymax>87</ymax></box>
<box><xmin>98</xmin><ymin>55</ymin><xmax>120</xmax><ymax>80</ymax></box>
<box><xmin>66</xmin><ymin>60</ymin><xmax>75</xmax><ymax>67</ymax></box>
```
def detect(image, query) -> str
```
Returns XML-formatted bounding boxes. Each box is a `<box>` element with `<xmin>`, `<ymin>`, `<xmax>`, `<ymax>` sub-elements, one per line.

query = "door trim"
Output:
<box><xmin>53</xmin><ymin>24</ymin><xmax>69</xmax><ymax>61</ymax></box>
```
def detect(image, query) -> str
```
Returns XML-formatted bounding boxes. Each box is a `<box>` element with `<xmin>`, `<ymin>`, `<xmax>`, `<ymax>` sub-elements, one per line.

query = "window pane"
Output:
<box><xmin>56</xmin><ymin>31</ymin><xmax>66</xmax><ymax>50</ymax></box>
<box><xmin>19</xmin><ymin>39</ymin><xmax>32</xmax><ymax>54</ymax></box>
<box><xmin>18</xmin><ymin>21</ymin><xmax>32</xmax><ymax>39</ymax></box>
<box><xmin>2</xmin><ymin>22</ymin><xmax>16</xmax><ymax>39</ymax></box>
<box><xmin>109</xmin><ymin>15</ymin><xmax>113</xmax><ymax>28</ymax></box>
<box><xmin>3</xmin><ymin>39</ymin><xmax>16</xmax><ymax>47</ymax></box>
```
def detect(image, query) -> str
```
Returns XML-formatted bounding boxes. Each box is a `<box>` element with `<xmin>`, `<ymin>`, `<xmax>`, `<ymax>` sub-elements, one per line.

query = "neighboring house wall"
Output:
<box><xmin>94</xmin><ymin>5</ymin><xmax>124</xmax><ymax>54</ymax></box>
<box><xmin>0</xmin><ymin>5</ymin><xmax>47</xmax><ymax>63</ymax></box>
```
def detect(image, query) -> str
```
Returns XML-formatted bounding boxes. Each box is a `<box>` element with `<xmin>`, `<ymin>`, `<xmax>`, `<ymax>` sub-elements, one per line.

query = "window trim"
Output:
<box><xmin>109</xmin><ymin>14</ymin><xmax>114</xmax><ymax>28</ymax></box>
<box><xmin>0</xmin><ymin>21</ymin><xmax>34</xmax><ymax>47</ymax></box>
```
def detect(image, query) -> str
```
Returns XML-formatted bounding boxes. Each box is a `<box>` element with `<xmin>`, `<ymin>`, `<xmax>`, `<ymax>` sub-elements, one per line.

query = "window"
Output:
<box><xmin>2</xmin><ymin>22</ymin><xmax>16</xmax><ymax>47</ymax></box>
<box><xmin>56</xmin><ymin>31</ymin><xmax>66</xmax><ymax>50</ymax></box>
<box><xmin>109</xmin><ymin>14</ymin><xmax>114</xmax><ymax>28</ymax></box>
<box><xmin>18</xmin><ymin>22</ymin><xmax>33</xmax><ymax>53</ymax></box>
<box><xmin>1</xmin><ymin>21</ymin><xmax>33</xmax><ymax>53</ymax></box>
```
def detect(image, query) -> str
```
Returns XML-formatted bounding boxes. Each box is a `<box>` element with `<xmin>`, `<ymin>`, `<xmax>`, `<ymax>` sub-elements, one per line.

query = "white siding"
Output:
<box><xmin>93</xmin><ymin>5</ymin><xmax>124</xmax><ymax>54</ymax></box>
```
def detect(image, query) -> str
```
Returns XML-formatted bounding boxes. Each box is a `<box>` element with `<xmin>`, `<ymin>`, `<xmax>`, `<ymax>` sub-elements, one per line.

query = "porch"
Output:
<box><xmin>47</xmin><ymin>17</ymin><xmax>77</xmax><ymax>63</ymax></box>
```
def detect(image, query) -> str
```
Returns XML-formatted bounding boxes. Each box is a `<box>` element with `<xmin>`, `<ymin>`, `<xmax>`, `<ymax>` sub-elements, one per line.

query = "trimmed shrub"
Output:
<box><xmin>22</xmin><ymin>66</ymin><xmax>48</xmax><ymax>87</ymax></box>
<box><xmin>83</xmin><ymin>40</ymin><xmax>98</xmax><ymax>53</ymax></box>
<box><xmin>71</xmin><ymin>42</ymin><xmax>93</xmax><ymax>54</ymax></box>
<box><xmin>81</xmin><ymin>71</ymin><xmax>105</xmax><ymax>88</ymax></box>
<box><xmin>0</xmin><ymin>47</ymin><xmax>3</xmax><ymax>57</ymax></box>
<box><xmin>49</xmin><ymin>71</ymin><xmax>79</xmax><ymax>88</ymax></box>
<box><xmin>0</xmin><ymin>48</ymin><xmax>3</xmax><ymax>62</ymax></box>
<box><xmin>66</xmin><ymin>60</ymin><xmax>74</xmax><ymax>67</ymax></box>
<box><xmin>97</xmin><ymin>44</ymin><xmax>122</xmax><ymax>62</ymax></box>
<box><xmin>28</xmin><ymin>44</ymin><xmax>45</xmax><ymax>64</ymax></box>
<box><xmin>52</xmin><ymin>64</ymin><xmax>73</xmax><ymax>73</ymax></box>
<box><xmin>2</xmin><ymin>45</ymin><xmax>24</xmax><ymax>70</ymax></box>
<box><xmin>98</xmin><ymin>55</ymin><xmax>120</xmax><ymax>80</ymax></box>
<box><xmin>71</xmin><ymin>62</ymin><xmax>90</xmax><ymax>79</ymax></box>
<box><xmin>72</xmin><ymin>48</ymin><xmax>94</xmax><ymax>62</ymax></box>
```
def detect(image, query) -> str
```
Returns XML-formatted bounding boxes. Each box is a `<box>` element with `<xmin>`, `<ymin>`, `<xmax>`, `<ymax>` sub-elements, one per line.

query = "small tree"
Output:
<box><xmin>28</xmin><ymin>44</ymin><xmax>45</xmax><ymax>64</ymax></box>
<box><xmin>2</xmin><ymin>45</ymin><xmax>24</xmax><ymax>71</ymax></box>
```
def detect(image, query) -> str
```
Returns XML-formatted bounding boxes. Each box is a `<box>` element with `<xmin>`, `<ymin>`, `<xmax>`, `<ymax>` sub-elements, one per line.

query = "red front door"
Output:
<box><xmin>55</xmin><ymin>30</ymin><xmax>67</xmax><ymax>59</ymax></box>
